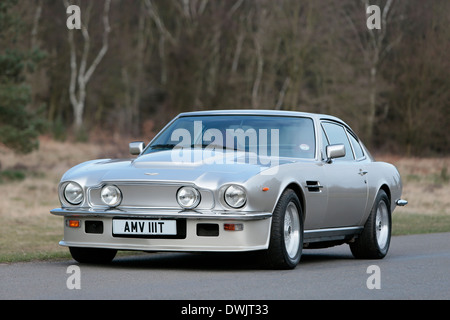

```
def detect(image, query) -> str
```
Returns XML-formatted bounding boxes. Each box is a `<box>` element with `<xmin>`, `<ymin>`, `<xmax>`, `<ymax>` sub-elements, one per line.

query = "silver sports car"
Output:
<box><xmin>51</xmin><ymin>110</ymin><xmax>407</xmax><ymax>269</ymax></box>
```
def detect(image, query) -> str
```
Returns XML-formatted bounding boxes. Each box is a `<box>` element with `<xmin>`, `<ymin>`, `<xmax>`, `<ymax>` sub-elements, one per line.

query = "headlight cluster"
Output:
<box><xmin>224</xmin><ymin>185</ymin><xmax>247</xmax><ymax>208</ymax></box>
<box><xmin>100</xmin><ymin>185</ymin><xmax>122</xmax><ymax>207</ymax></box>
<box><xmin>176</xmin><ymin>186</ymin><xmax>201</xmax><ymax>209</ymax></box>
<box><xmin>62</xmin><ymin>182</ymin><xmax>123</xmax><ymax>208</ymax></box>
<box><xmin>176</xmin><ymin>184</ymin><xmax>246</xmax><ymax>209</ymax></box>
<box><xmin>63</xmin><ymin>182</ymin><xmax>84</xmax><ymax>205</ymax></box>
<box><xmin>62</xmin><ymin>182</ymin><xmax>247</xmax><ymax>210</ymax></box>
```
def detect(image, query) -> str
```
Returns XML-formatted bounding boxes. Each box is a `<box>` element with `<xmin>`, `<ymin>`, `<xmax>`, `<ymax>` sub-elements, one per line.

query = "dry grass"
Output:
<box><xmin>377</xmin><ymin>155</ymin><xmax>450</xmax><ymax>216</ymax></box>
<box><xmin>0</xmin><ymin>136</ymin><xmax>130</xmax><ymax>261</ymax></box>
<box><xmin>0</xmin><ymin>136</ymin><xmax>127</xmax><ymax>218</ymax></box>
<box><xmin>376</xmin><ymin>155</ymin><xmax>450</xmax><ymax>235</ymax></box>
<box><xmin>0</xmin><ymin>137</ymin><xmax>448</xmax><ymax>261</ymax></box>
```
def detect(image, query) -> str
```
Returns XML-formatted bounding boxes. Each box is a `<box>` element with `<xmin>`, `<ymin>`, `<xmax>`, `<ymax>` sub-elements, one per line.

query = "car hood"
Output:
<box><xmin>62</xmin><ymin>149</ymin><xmax>293</xmax><ymax>187</ymax></box>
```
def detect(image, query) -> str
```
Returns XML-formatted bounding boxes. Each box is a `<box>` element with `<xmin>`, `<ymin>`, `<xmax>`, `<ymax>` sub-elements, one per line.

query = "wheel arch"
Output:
<box><xmin>379</xmin><ymin>184</ymin><xmax>391</xmax><ymax>205</ymax></box>
<box><xmin>360</xmin><ymin>183</ymin><xmax>392</xmax><ymax>227</ymax></box>
<box><xmin>282</xmin><ymin>182</ymin><xmax>306</xmax><ymax>222</ymax></box>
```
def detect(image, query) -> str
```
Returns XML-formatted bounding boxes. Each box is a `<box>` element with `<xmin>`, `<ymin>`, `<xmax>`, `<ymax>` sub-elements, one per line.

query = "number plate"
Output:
<box><xmin>113</xmin><ymin>219</ymin><xmax>177</xmax><ymax>236</ymax></box>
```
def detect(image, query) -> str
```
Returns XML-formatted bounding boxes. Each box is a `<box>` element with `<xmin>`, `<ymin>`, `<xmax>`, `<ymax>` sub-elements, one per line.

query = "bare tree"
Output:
<box><xmin>120</xmin><ymin>1</ymin><xmax>151</xmax><ymax>136</ymax></box>
<box><xmin>30</xmin><ymin>0</ymin><xmax>43</xmax><ymax>49</ymax></box>
<box><xmin>64</xmin><ymin>0</ymin><xmax>111</xmax><ymax>130</ymax></box>
<box><xmin>144</xmin><ymin>0</ymin><xmax>176</xmax><ymax>86</ymax></box>
<box><xmin>342</xmin><ymin>0</ymin><xmax>403</xmax><ymax>144</ymax></box>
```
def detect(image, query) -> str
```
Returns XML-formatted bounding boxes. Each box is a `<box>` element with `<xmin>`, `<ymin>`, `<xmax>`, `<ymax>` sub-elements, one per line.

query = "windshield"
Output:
<box><xmin>145</xmin><ymin>115</ymin><xmax>315</xmax><ymax>159</ymax></box>
<box><xmin>144</xmin><ymin>115</ymin><xmax>315</xmax><ymax>159</ymax></box>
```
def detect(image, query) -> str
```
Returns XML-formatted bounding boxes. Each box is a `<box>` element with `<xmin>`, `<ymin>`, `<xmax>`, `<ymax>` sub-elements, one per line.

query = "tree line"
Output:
<box><xmin>1</xmin><ymin>0</ymin><xmax>449</xmax><ymax>156</ymax></box>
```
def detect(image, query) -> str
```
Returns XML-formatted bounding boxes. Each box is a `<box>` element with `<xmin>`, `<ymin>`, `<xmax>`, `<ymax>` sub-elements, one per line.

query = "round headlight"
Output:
<box><xmin>101</xmin><ymin>185</ymin><xmax>122</xmax><ymax>207</ymax></box>
<box><xmin>176</xmin><ymin>186</ymin><xmax>201</xmax><ymax>209</ymax></box>
<box><xmin>64</xmin><ymin>182</ymin><xmax>84</xmax><ymax>205</ymax></box>
<box><xmin>224</xmin><ymin>185</ymin><xmax>247</xmax><ymax>208</ymax></box>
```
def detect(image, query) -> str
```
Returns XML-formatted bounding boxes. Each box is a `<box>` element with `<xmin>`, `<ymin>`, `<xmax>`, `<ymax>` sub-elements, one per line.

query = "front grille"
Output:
<box><xmin>88</xmin><ymin>183</ymin><xmax>214</xmax><ymax>209</ymax></box>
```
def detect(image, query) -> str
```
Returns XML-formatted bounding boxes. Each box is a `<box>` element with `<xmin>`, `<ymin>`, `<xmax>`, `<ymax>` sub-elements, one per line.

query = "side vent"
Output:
<box><xmin>305</xmin><ymin>181</ymin><xmax>323</xmax><ymax>192</ymax></box>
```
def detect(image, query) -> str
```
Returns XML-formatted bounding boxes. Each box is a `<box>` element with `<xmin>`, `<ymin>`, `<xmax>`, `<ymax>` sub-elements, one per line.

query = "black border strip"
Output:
<box><xmin>112</xmin><ymin>218</ymin><xmax>187</xmax><ymax>239</ymax></box>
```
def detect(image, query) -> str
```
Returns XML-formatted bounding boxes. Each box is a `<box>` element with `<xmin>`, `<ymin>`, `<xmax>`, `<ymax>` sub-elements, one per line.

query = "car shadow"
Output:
<box><xmin>108</xmin><ymin>252</ymin><xmax>263</xmax><ymax>271</ymax></box>
<box><xmin>91</xmin><ymin>247</ymin><xmax>356</xmax><ymax>271</ymax></box>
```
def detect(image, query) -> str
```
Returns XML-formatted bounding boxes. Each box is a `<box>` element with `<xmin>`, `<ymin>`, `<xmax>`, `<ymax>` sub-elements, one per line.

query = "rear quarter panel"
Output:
<box><xmin>361</xmin><ymin>161</ymin><xmax>403</xmax><ymax>225</ymax></box>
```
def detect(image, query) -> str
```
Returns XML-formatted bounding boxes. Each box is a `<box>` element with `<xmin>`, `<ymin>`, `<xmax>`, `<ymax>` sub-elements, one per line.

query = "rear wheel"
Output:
<box><xmin>69</xmin><ymin>247</ymin><xmax>117</xmax><ymax>264</ymax></box>
<box><xmin>350</xmin><ymin>190</ymin><xmax>391</xmax><ymax>259</ymax></box>
<box><xmin>261</xmin><ymin>189</ymin><xmax>303</xmax><ymax>269</ymax></box>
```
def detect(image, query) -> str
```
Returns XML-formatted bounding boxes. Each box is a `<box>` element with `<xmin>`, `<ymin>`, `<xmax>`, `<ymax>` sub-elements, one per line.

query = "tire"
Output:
<box><xmin>69</xmin><ymin>247</ymin><xmax>117</xmax><ymax>264</ymax></box>
<box><xmin>350</xmin><ymin>190</ymin><xmax>391</xmax><ymax>259</ymax></box>
<box><xmin>261</xmin><ymin>189</ymin><xmax>303</xmax><ymax>269</ymax></box>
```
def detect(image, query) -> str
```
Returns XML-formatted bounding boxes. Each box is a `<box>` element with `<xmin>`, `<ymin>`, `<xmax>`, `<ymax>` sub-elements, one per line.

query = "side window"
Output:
<box><xmin>347</xmin><ymin>130</ymin><xmax>364</xmax><ymax>160</ymax></box>
<box><xmin>321</xmin><ymin>122</ymin><xmax>354</xmax><ymax>161</ymax></box>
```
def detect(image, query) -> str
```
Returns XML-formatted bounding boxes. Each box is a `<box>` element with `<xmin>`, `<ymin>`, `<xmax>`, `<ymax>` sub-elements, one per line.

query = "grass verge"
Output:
<box><xmin>0</xmin><ymin>215</ymin><xmax>70</xmax><ymax>263</ymax></box>
<box><xmin>392</xmin><ymin>212</ymin><xmax>450</xmax><ymax>236</ymax></box>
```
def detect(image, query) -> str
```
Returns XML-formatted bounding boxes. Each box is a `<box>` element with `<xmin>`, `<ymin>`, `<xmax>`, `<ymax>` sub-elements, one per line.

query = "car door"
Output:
<box><xmin>321</xmin><ymin>121</ymin><xmax>368</xmax><ymax>228</ymax></box>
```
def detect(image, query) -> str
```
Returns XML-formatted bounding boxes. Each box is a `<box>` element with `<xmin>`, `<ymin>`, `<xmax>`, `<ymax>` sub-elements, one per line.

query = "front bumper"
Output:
<box><xmin>50</xmin><ymin>208</ymin><xmax>272</xmax><ymax>252</ymax></box>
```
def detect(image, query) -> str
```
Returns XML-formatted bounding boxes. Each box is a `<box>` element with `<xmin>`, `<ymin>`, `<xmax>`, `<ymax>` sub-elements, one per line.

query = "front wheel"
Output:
<box><xmin>350</xmin><ymin>190</ymin><xmax>391</xmax><ymax>259</ymax></box>
<box><xmin>69</xmin><ymin>247</ymin><xmax>117</xmax><ymax>264</ymax></box>
<box><xmin>261</xmin><ymin>189</ymin><xmax>303</xmax><ymax>269</ymax></box>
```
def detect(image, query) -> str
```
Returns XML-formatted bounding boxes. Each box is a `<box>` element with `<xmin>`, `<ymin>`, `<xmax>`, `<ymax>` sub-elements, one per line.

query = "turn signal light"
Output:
<box><xmin>224</xmin><ymin>223</ymin><xmax>243</xmax><ymax>231</ymax></box>
<box><xmin>67</xmin><ymin>220</ymin><xmax>80</xmax><ymax>228</ymax></box>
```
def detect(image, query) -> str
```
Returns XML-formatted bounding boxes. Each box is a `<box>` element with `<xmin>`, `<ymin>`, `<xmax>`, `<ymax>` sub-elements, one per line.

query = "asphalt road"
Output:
<box><xmin>1</xmin><ymin>232</ymin><xmax>449</xmax><ymax>300</ymax></box>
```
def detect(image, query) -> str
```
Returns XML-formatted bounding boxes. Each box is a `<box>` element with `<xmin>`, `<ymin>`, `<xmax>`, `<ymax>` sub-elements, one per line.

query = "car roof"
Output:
<box><xmin>177</xmin><ymin>109</ymin><xmax>348</xmax><ymax>126</ymax></box>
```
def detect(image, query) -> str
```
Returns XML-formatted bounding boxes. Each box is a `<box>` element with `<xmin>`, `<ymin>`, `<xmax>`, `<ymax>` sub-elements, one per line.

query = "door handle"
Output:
<box><xmin>358</xmin><ymin>170</ymin><xmax>368</xmax><ymax>176</ymax></box>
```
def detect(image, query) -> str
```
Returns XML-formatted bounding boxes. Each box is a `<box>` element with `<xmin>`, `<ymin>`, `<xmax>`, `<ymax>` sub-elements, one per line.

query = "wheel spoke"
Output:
<box><xmin>376</xmin><ymin>201</ymin><xmax>389</xmax><ymax>249</ymax></box>
<box><xmin>284</xmin><ymin>202</ymin><xmax>300</xmax><ymax>258</ymax></box>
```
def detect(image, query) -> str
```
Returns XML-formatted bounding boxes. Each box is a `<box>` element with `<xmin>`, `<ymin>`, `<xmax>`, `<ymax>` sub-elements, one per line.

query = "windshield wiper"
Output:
<box><xmin>149</xmin><ymin>143</ymin><xmax>242</xmax><ymax>151</ymax></box>
<box><xmin>191</xmin><ymin>143</ymin><xmax>242</xmax><ymax>151</ymax></box>
<box><xmin>148</xmin><ymin>144</ymin><xmax>177</xmax><ymax>149</ymax></box>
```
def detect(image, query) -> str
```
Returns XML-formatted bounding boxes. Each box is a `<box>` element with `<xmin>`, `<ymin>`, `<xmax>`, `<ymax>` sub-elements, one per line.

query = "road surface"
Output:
<box><xmin>1</xmin><ymin>232</ymin><xmax>449</xmax><ymax>300</ymax></box>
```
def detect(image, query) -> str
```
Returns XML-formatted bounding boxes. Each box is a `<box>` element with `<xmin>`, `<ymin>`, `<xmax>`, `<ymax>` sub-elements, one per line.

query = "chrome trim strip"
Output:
<box><xmin>304</xmin><ymin>226</ymin><xmax>363</xmax><ymax>242</ymax></box>
<box><xmin>50</xmin><ymin>208</ymin><xmax>271</xmax><ymax>221</ymax></box>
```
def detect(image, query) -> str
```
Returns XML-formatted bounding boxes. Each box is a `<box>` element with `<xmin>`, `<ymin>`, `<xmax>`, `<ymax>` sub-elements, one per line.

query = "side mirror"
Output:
<box><xmin>129</xmin><ymin>141</ymin><xmax>145</xmax><ymax>155</ymax></box>
<box><xmin>326</xmin><ymin>144</ymin><xmax>345</xmax><ymax>163</ymax></box>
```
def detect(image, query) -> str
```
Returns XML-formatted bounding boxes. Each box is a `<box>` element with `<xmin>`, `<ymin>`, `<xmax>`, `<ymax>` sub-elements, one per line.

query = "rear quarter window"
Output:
<box><xmin>347</xmin><ymin>130</ymin><xmax>365</xmax><ymax>160</ymax></box>
<box><xmin>321</xmin><ymin>122</ymin><xmax>354</xmax><ymax>161</ymax></box>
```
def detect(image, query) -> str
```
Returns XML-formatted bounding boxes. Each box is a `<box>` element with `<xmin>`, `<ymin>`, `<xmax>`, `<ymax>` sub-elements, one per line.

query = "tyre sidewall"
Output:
<box><xmin>350</xmin><ymin>190</ymin><xmax>391</xmax><ymax>259</ymax></box>
<box><xmin>373</xmin><ymin>191</ymin><xmax>392</xmax><ymax>256</ymax></box>
<box><xmin>269</xmin><ymin>190</ymin><xmax>304</xmax><ymax>269</ymax></box>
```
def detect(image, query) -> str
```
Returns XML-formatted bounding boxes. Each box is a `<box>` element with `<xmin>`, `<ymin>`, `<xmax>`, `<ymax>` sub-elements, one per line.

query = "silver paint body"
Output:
<box><xmin>51</xmin><ymin>110</ymin><xmax>404</xmax><ymax>252</ymax></box>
